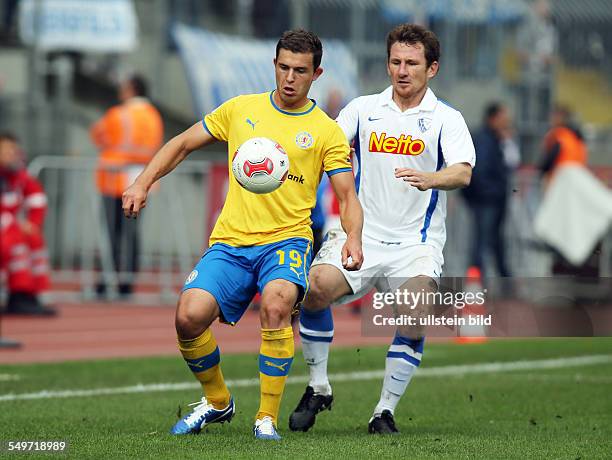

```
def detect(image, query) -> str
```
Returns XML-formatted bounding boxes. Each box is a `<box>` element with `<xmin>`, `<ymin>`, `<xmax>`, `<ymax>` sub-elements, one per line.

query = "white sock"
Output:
<box><xmin>373</xmin><ymin>356</ymin><xmax>417</xmax><ymax>416</ymax></box>
<box><xmin>300</xmin><ymin>337</ymin><xmax>332</xmax><ymax>395</ymax></box>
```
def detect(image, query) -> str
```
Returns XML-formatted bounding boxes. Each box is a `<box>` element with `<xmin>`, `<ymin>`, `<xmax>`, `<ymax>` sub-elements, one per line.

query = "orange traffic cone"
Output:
<box><xmin>455</xmin><ymin>266</ymin><xmax>489</xmax><ymax>343</ymax></box>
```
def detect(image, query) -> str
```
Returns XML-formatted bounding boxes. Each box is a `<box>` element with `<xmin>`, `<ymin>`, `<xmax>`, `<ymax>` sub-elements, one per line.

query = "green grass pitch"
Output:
<box><xmin>1</xmin><ymin>338</ymin><xmax>611</xmax><ymax>459</ymax></box>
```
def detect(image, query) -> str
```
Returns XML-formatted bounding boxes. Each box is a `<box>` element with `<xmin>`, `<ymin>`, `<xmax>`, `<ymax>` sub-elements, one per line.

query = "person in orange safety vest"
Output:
<box><xmin>91</xmin><ymin>75</ymin><xmax>163</xmax><ymax>297</ymax></box>
<box><xmin>539</xmin><ymin>105</ymin><xmax>587</xmax><ymax>180</ymax></box>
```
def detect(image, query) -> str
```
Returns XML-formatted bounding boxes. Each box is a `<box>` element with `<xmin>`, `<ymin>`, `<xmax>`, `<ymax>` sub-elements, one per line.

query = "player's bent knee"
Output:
<box><xmin>175</xmin><ymin>289</ymin><xmax>219</xmax><ymax>339</ymax></box>
<box><xmin>175</xmin><ymin>313</ymin><xmax>197</xmax><ymax>339</ymax></box>
<box><xmin>260</xmin><ymin>279</ymin><xmax>298</xmax><ymax>327</ymax></box>
<box><xmin>304</xmin><ymin>267</ymin><xmax>347</xmax><ymax>310</ymax></box>
<box><xmin>260</xmin><ymin>302</ymin><xmax>291</xmax><ymax>328</ymax></box>
<box><xmin>303</xmin><ymin>283</ymin><xmax>332</xmax><ymax>310</ymax></box>
<box><xmin>175</xmin><ymin>306</ymin><xmax>206</xmax><ymax>339</ymax></box>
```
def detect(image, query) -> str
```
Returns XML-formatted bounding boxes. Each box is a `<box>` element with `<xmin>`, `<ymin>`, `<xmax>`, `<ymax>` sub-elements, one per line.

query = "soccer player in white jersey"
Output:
<box><xmin>289</xmin><ymin>24</ymin><xmax>475</xmax><ymax>434</ymax></box>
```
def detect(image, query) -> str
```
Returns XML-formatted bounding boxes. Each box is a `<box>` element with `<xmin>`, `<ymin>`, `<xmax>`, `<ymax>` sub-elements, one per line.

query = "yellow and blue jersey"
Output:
<box><xmin>203</xmin><ymin>91</ymin><xmax>352</xmax><ymax>247</ymax></box>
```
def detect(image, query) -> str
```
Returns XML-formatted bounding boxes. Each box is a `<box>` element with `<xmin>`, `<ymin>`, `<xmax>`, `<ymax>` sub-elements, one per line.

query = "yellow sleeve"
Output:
<box><xmin>202</xmin><ymin>96</ymin><xmax>239</xmax><ymax>142</ymax></box>
<box><xmin>323</xmin><ymin>123</ymin><xmax>352</xmax><ymax>177</ymax></box>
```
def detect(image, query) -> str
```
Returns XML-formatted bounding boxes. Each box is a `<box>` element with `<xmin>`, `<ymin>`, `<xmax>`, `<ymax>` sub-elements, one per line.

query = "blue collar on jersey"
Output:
<box><xmin>269</xmin><ymin>91</ymin><xmax>317</xmax><ymax>116</ymax></box>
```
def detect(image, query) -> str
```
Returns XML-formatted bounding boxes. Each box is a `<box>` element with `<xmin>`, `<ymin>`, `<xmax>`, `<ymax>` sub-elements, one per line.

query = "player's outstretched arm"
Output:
<box><xmin>122</xmin><ymin>122</ymin><xmax>216</xmax><ymax>218</ymax></box>
<box><xmin>394</xmin><ymin>162</ymin><xmax>472</xmax><ymax>191</ymax></box>
<box><xmin>329</xmin><ymin>171</ymin><xmax>364</xmax><ymax>271</ymax></box>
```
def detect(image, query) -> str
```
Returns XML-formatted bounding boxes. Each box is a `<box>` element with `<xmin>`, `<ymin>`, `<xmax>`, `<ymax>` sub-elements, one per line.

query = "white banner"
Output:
<box><xmin>381</xmin><ymin>0</ymin><xmax>526</xmax><ymax>23</ymax></box>
<box><xmin>172</xmin><ymin>24</ymin><xmax>360</xmax><ymax>117</ymax></box>
<box><xmin>19</xmin><ymin>0</ymin><xmax>138</xmax><ymax>52</ymax></box>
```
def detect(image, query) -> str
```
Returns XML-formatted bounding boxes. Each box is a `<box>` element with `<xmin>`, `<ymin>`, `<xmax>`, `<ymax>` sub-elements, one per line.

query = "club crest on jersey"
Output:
<box><xmin>295</xmin><ymin>131</ymin><xmax>314</xmax><ymax>149</ymax></box>
<box><xmin>185</xmin><ymin>270</ymin><xmax>198</xmax><ymax>285</ymax></box>
<box><xmin>418</xmin><ymin>117</ymin><xmax>432</xmax><ymax>133</ymax></box>
<box><xmin>369</xmin><ymin>132</ymin><xmax>426</xmax><ymax>156</ymax></box>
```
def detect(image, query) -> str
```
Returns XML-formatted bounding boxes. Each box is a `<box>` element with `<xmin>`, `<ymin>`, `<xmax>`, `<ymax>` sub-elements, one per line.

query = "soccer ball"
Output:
<box><xmin>232</xmin><ymin>137</ymin><xmax>290</xmax><ymax>194</ymax></box>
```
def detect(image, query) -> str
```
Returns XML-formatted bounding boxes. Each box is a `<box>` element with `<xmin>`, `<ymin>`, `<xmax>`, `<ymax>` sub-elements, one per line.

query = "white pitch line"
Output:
<box><xmin>0</xmin><ymin>354</ymin><xmax>610</xmax><ymax>403</ymax></box>
<box><xmin>505</xmin><ymin>373</ymin><xmax>612</xmax><ymax>384</ymax></box>
<box><xmin>0</xmin><ymin>374</ymin><xmax>20</xmax><ymax>382</ymax></box>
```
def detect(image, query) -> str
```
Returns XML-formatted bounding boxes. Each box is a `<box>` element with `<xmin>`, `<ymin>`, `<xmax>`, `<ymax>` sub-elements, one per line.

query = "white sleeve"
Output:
<box><xmin>335</xmin><ymin>98</ymin><xmax>360</xmax><ymax>142</ymax></box>
<box><xmin>440</xmin><ymin>111</ymin><xmax>476</xmax><ymax>167</ymax></box>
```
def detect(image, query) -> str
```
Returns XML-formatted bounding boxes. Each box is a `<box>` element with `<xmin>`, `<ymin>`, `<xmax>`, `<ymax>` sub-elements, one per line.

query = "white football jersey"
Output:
<box><xmin>336</xmin><ymin>86</ymin><xmax>475</xmax><ymax>251</ymax></box>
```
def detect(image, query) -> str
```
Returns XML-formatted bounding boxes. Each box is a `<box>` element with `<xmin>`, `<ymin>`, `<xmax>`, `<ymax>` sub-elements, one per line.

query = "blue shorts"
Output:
<box><xmin>182</xmin><ymin>238</ymin><xmax>312</xmax><ymax>325</ymax></box>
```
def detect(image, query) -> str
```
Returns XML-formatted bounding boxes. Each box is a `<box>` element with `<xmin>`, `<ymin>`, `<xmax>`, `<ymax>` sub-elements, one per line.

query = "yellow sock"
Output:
<box><xmin>256</xmin><ymin>327</ymin><xmax>294</xmax><ymax>424</ymax></box>
<box><xmin>178</xmin><ymin>329</ymin><xmax>230</xmax><ymax>409</ymax></box>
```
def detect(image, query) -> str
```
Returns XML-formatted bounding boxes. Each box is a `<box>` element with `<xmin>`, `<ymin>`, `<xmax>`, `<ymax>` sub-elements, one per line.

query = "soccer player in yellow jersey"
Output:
<box><xmin>122</xmin><ymin>30</ymin><xmax>364</xmax><ymax>440</ymax></box>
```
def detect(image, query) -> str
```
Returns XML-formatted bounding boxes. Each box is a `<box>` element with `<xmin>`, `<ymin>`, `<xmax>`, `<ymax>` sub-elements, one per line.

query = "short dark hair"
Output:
<box><xmin>276</xmin><ymin>29</ymin><xmax>323</xmax><ymax>70</ymax></box>
<box><xmin>386</xmin><ymin>24</ymin><xmax>440</xmax><ymax>67</ymax></box>
<box><xmin>128</xmin><ymin>74</ymin><xmax>148</xmax><ymax>97</ymax></box>
<box><xmin>484</xmin><ymin>102</ymin><xmax>505</xmax><ymax>122</ymax></box>
<box><xmin>553</xmin><ymin>104</ymin><xmax>571</xmax><ymax>120</ymax></box>
<box><xmin>0</xmin><ymin>132</ymin><xmax>18</xmax><ymax>143</ymax></box>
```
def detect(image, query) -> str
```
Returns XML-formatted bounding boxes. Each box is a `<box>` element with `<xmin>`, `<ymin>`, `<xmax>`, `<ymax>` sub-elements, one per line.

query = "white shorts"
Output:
<box><xmin>312</xmin><ymin>229</ymin><xmax>444</xmax><ymax>304</ymax></box>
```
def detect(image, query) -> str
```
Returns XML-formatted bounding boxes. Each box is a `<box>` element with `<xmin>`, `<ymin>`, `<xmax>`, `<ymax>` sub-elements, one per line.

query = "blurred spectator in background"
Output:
<box><xmin>91</xmin><ymin>75</ymin><xmax>163</xmax><ymax>297</ymax></box>
<box><xmin>324</xmin><ymin>88</ymin><xmax>344</xmax><ymax>120</ymax></box>
<box><xmin>539</xmin><ymin>105</ymin><xmax>587</xmax><ymax>182</ymax></box>
<box><xmin>516</xmin><ymin>0</ymin><xmax>558</xmax><ymax>131</ymax></box>
<box><xmin>0</xmin><ymin>0</ymin><xmax>19</xmax><ymax>43</ymax></box>
<box><xmin>0</xmin><ymin>132</ymin><xmax>55</xmax><ymax>315</ymax></box>
<box><xmin>535</xmin><ymin>106</ymin><xmax>601</xmax><ymax>278</ymax></box>
<box><xmin>462</xmin><ymin>103</ymin><xmax>518</xmax><ymax>278</ymax></box>
<box><xmin>252</xmin><ymin>0</ymin><xmax>289</xmax><ymax>38</ymax></box>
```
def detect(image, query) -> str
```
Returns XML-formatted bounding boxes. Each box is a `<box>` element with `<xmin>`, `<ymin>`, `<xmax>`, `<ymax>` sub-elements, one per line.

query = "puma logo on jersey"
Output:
<box><xmin>265</xmin><ymin>360</ymin><xmax>289</xmax><ymax>372</ymax></box>
<box><xmin>369</xmin><ymin>132</ymin><xmax>425</xmax><ymax>156</ymax></box>
<box><xmin>246</xmin><ymin>118</ymin><xmax>258</xmax><ymax>130</ymax></box>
